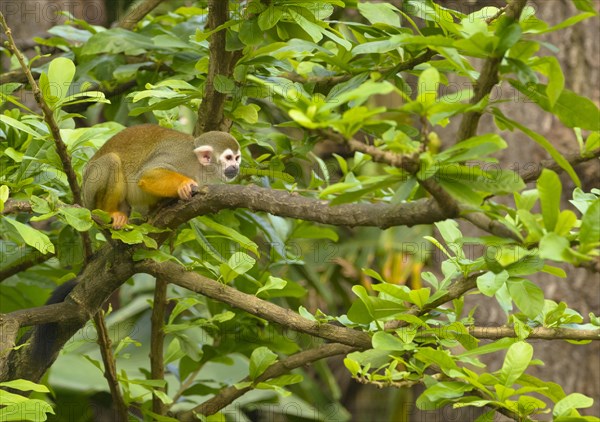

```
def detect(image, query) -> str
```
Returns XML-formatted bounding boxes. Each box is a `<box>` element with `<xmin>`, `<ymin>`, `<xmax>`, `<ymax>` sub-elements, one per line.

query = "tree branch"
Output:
<box><xmin>0</xmin><ymin>12</ymin><xmax>93</xmax><ymax>263</ymax></box>
<box><xmin>0</xmin><ymin>12</ymin><xmax>82</xmax><ymax>205</ymax></box>
<box><xmin>93</xmin><ymin>311</ymin><xmax>129</xmax><ymax>420</ymax></box>
<box><xmin>152</xmin><ymin>184</ymin><xmax>449</xmax><ymax>231</ymax></box>
<box><xmin>136</xmin><ymin>260</ymin><xmax>373</xmax><ymax>349</ymax></box>
<box><xmin>195</xmin><ymin>0</ymin><xmax>235</xmax><ymax>134</ymax></box>
<box><xmin>456</xmin><ymin>0</ymin><xmax>529</xmax><ymax>141</ymax></box>
<box><xmin>519</xmin><ymin>148</ymin><xmax>600</xmax><ymax>184</ymax></box>
<box><xmin>468</xmin><ymin>326</ymin><xmax>600</xmax><ymax>341</ymax></box>
<box><xmin>117</xmin><ymin>0</ymin><xmax>166</xmax><ymax>30</ymax></box>
<box><xmin>0</xmin><ymin>253</ymin><xmax>52</xmax><ymax>282</ymax></box>
<box><xmin>150</xmin><ymin>278</ymin><xmax>168</xmax><ymax>416</ymax></box>
<box><xmin>178</xmin><ymin>343</ymin><xmax>356</xmax><ymax>420</ymax></box>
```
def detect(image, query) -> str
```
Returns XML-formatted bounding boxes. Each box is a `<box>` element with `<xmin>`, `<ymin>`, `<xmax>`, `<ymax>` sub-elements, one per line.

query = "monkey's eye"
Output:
<box><xmin>225</xmin><ymin>154</ymin><xmax>233</xmax><ymax>160</ymax></box>
<box><xmin>235</xmin><ymin>155</ymin><xmax>241</xmax><ymax>161</ymax></box>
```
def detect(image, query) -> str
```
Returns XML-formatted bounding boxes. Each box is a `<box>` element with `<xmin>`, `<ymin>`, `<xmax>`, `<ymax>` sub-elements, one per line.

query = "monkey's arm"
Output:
<box><xmin>138</xmin><ymin>168</ymin><xmax>198</xmax><ymax>200</ymax></box>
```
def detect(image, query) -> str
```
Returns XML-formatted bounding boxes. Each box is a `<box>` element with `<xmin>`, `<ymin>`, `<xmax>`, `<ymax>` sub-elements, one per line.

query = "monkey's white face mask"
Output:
<box><xmin>194</xmin><ymin>146</ymin><xmax>241</xmax><ymax>182</ymax></box>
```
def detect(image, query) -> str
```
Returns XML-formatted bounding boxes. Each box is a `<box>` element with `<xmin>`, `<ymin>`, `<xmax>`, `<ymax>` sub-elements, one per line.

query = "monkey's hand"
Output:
<box><xmin>111</xmin><ymin>211</ymin><xmax>129</xmax><ymax>229</ymax></box>
<box><xmin>177</xmin><ymin>180</ymin><xmax>199</xmax><ymax>200</ymax></box>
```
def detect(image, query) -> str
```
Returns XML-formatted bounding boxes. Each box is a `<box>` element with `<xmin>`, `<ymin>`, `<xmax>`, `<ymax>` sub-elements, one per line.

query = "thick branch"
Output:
<box><xmin>178</xmin><ymin>343</ymin><xmax>355</xmax><ymax>420</ymax></box>
<box><xmin>3</xmin><ymin>245</ymin><xmax>136</xmax><ymax>382</ymax></box>
<box><xmin>137</xmin><ymin>260</ymin><xmax>372</xmax><ymax>349</ymax></box>
<box><xmin>152</xmin><ymin>185</ymin><xmax>449</xmax><ymax>231</ymax></box>
<box><xmin>456</xmin><ymin>0</ymin><xmax>529</xmax><ymax>141</ymax></box>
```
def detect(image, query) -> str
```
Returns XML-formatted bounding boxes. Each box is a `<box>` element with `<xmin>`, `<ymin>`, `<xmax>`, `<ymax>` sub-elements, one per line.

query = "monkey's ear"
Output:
<box><xmin>194</xmin><ymin>145</ymin><xmax>213</xmax><ymax>165</ymax></box>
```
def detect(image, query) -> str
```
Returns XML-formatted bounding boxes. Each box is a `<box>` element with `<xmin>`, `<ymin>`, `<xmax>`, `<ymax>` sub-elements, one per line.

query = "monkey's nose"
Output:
<box><xmin>224</xmin><ymin>166</ymin><xmax>238</xmax><ymax>179</ymax></box>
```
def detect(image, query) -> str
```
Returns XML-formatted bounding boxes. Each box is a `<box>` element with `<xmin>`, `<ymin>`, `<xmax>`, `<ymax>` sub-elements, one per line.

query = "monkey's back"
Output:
<box><xmin>91</xmin><ymin>124</ymin><xmax>195</xmax><ymax>177</ymax></box>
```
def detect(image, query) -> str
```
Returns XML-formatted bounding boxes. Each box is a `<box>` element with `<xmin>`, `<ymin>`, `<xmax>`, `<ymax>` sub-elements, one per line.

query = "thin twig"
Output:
<box><xmin>0</xmin><ymin>253</ymin><xmax>53</xmax><ymax>282</ymax></box>
<box><xmin>0</xmin><ymin>12</ymin><xmax>82</xmax><ymax>204</ymax></box>
<box><xmin>150</xmin><ymin>278</ymin><xmax>168</xmax><ymax>416</ymax></box>
<box><xmin>519</xmin><ymin>148</ymin><xmax>600</xmax><ymax>183</ymax></box>
<box><xmin>178</xmin><ymin>343</ymin><xmax>356</xmax><ymax>420</ymax></box>
<box><xmin>0</xmin><ymin>12</ymin><xmax>92</xmax><ymax>261</ymax></box>
<box><xmin>93</xmin><ymin>310</ymin><xmax>129</xmax><ymax>421</ymax></box>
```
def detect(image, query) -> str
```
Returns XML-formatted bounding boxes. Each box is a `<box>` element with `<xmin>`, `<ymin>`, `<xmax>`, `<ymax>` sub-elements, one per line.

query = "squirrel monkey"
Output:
<box><xmin>82</xmin><ymin>124</ymin><xmax>241</xmax><ymax>228</ymax></box>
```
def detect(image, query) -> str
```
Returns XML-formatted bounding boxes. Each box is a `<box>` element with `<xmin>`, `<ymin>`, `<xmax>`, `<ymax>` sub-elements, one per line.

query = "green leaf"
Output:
<box><xmin>358</xmin><ymin>2</ymin><xmax>400</xmax><ymax>26</ymax></box>
<box><xmin>459</xmin><ymin>337</ymin><xmax>517</xmax><ymax>357</ymax></box>
<box><xmin>477</xmin><ymin>271</ymin><xmax>509</xmax><ymax>297</ymax></box>
<box><xmin>494</xmin><ymin>111</ymin><xmax>581</xmax><ymax>187</ymax></box>
<box><xmin>57</xmin><ymin>207</ymin><xmax>93</xmax><ymax>232</ymax></box>
<box><xmin>539</xmin><ymin>232</ymin><xmax>570</xmax><ymax>261</ymax></box>
<box><xmin>507</xmin><ymin>279</ymin><xmax>544</xmax><ymax>319</ymax></box>
<box><xmin>232</xmin><ymin>103</ymin><xmax>260</xmax><ymax>124</ymax></box>
<box><xmin>110</xmin><ymin>228</ymin><xmax>144</xmax><ymax>245</ymax></box>
<box><xmin>553</xmin><ymin>393</ymin><xmax>594</xmax><ymax>418</ymax></box>
<box><xmin>45</xmin><ymin>57</ymin><xmax>76</xmax><ymax>107</ymax></box>
<box><xmin>435</xmin><ymin>220</ymin><xmax>462</xmax><ymax>244</ymax></box>
<box><xmin>344</xmin><ymin>358</ymin><xmax>361</xmax><ymax>377</ymax></box>
<box><xmin>256</xmin><ymin>276</ymin><xmax>287</xmax><ymax>296</ymax></box>
<box><xmin>258</xmin><ymin>6</ymin><xmax>284</xmax><ymax>30</ymax></box>
<box><xmin>418</xmin><ymin>67</ymin><xmax>440</xmax><ymax>107</ymax></box>
<box><xmin>288</xmin><ymin>7</ymin><xmax>323</xmax><ymax>43</ymax></box>
<box><xmin>239</xmin><ymin>19</ymin><xmax>263</xmax><ymax>46</ymax></box>
<box><xmin>554</xmin><ymin>210</ymin><xmax>577</xmax><ymax>236</ymax></box>
<box><xmin>495</xmin><ymin>21</ymin><xmax>522</xmax><ymax>55</ymax></box>
<box><xmin>500</xmin><ymin>341</ymin><xmax>533</xmax><ymax>387</ymax></box>
<box><xmin>509</xmin><ymin>81</ymin><xmax>600</xmax><ymax>131</ymax></box>
<box><xmin>0</xmin><ymin>115</ymin><xmax>42</xmax><ymax>138</ymax></box>
<box><xmin>580</xmin><ymin>199</ymin><xmax>600</xmax><ymax>251</ymax></box>
<box><xmin>213</xmin><ymin>75</ymin><xmax>235</xmax><ymax>94</ymax></box>
<box><xmin>408</xmin><ymin>288</ymin><xmax>431</xmax><ymax>309</ymax></box>
<box><xmin>537</xmin><ymin>169</ymin><xmax>562</xmax><ymax>231</ymax></box>
<box><xmin>531</xmin><ymin>57</ymin><xmax>564</xmax><ymax>108</ymax></box>
<box><xmin>197</xmin><ymin>216</ymin><xmax>259</xmax><ymax>255</ymax></box>
<box><xmin>3</xmin><ymin>218</ymin><xmax>55</xmax><ymax>254</ymax></box>
<box><xmin>435</xmin><ymin>134</ymin><xmax>507</xmax><ymax>163</ymax></box>
<box><xmin>418</xmin><ymin>382</ymin><xmax>473</xmax><ymax>408</ymax></box>
<box><xmin>249</xmin><ymin>347</ymin><xmax>278</xmax><ymax>380</ymax></box>
<box><xmin>293</xmin><ymin>223</ymin><xmax>339</xmax><ymax>242</ymax></box>
<box><xmin>414</xmin><ymin>347</ymin><xmax>459</xmax><ymax>376</ymax></box>
<box><xmin>585</xmin><ymin>132</ymin><xmax>599</xmax><ymax>154</ymax></box>
<box><xmin>0</xmin><ymin>379</ymin><xmax>50</xmax><ymax>393</ymax></box>
<box><xmin>372</xmin><ymin>331</ymin><xmax>410</xmax><ymax>351</ymax></box>
<box><xmin>81</xmin><ymin>28</ymin><xmax>155</xmax><ymax>55</ymax></box>
<box><xmin>0</xmin><ymin>185</ymin><xmax>8</xmax><ymax>213</ymax></box>
<box><xmin>220</xmin><ymin>251</ymin><xmax>256</xmax><ymax>283</ymax></box>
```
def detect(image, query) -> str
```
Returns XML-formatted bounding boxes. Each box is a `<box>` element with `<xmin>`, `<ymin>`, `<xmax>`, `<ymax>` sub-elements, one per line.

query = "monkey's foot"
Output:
<box><xmin>177</xmin><ymin>180</ymin><xmax>199</xmax><ymax>200</ymax></box>
<box><xmin>110</xmin><ymin>212</ymin><xmax>129</xmax><ymax>229</ymax></box>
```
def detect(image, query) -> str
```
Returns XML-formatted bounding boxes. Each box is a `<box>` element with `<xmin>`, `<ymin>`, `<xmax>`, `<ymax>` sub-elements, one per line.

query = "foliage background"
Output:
<box><xmin>0</xmin><ymin>0</ymin><xmax>599</xmax><ymax>421</ymax></box>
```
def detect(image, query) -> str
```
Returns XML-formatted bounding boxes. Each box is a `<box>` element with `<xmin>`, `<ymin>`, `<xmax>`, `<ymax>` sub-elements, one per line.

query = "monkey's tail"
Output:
<box><xmin>31</xmin><ymin>279</ymin><xmax>78</xmax><ymax>362</ymax></box>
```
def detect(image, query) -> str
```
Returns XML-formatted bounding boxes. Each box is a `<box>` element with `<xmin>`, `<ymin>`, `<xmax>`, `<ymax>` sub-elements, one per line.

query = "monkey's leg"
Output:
<box><xmin>138</xmin><ymin>168</ymin><xmax>198</xmax><ymax>200</ymax></box>
<box><xmin>86</xmin><ymin>153</ymin><xmax>130</xmax><ymax>229</ymax></box>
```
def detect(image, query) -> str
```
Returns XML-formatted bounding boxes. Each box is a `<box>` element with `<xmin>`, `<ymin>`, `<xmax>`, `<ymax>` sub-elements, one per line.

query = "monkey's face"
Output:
<box><xmin>194</xmin><ymin>142</ymin><xmax>241</xmax><ymax>183</ymax></box>
<box><xmin>219</xmin><ymin>148</ymin><xmax>241</xmax><ymax>181</ymax></box>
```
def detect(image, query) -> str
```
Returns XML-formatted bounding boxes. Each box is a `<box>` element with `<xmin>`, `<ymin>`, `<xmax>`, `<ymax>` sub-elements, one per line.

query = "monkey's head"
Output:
<box><xmin>193</xmin><ymin>131</ymin><xmax>241</xmax><ymax>182</ymax></box>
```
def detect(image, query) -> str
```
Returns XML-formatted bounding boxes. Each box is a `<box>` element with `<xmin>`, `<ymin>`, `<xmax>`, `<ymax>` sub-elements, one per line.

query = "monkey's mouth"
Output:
<box><xmin>224</xmin><ymin>166</ymin><xmax>239</xmax><ymax>181</ymax></box>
